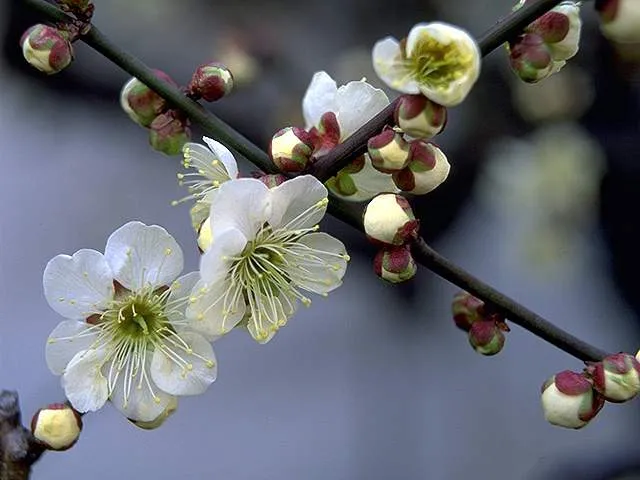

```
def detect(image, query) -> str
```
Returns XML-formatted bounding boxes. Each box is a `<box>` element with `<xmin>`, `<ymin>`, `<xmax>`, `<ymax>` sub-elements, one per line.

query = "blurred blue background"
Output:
<box><xmin>2</xmin><ymin>0</ymin><xmax>640</xmax><ymax>478</ymax></box>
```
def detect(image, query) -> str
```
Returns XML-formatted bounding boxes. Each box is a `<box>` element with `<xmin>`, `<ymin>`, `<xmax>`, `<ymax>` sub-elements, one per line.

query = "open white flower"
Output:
<box><xmin>302</xmin><ymin>71</ymin><xmax>398</xmax><ymax>202</ymax></box>
<box><xmin>175</xmin><ymin>137</ymin><xmax>239</xmax><ymax>228</ymax></box>
<box><xmin>373</xmin><ymin>22</ymin><xmax>481</xmax><ymax>106</ymax></box>
<box><xmin>186</xmin><ymin>175</ymin><xmax>349</xmax><ymax>343</ymax></box>
<box><xmin>43</xmin><ymin>221</ymin><xmax>217</xmax><ymax>423</ymax></box>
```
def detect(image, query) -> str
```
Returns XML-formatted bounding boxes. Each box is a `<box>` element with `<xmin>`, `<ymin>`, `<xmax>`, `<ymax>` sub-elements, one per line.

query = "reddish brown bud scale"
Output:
<box><xmin>373</xmin><ymin>245</ymin><xmax>417</xmax><ymax>283</ymax></box>
<box><xmin>149</xmin><ymin>112</ymin><xmax>191</xmax><ymax>156</ymax></box>
<box><xmin>468</xmin><ymin>320</ymin><xmax>505</xmax><ymax>356</ymax></box>
<box><xmin>554</xmin><ymin>370</ymin><xmax>592</xmax><ymax>396</ymax></box>
<box><xmin>528</xmin><ymin>11</ymin><xmax>571</xmax><ymax>43</ymax></box>
<box><xmin>394</xmin><ymin>94</ymin><xmax>447</xmax><ymax>139</ymax></box>
<box><xmin>269</xmin><ymin>127</ymin><xmax>314</xmax><ymax>173</ymax></box>
<box><xmin>451</xmin><ymin>291</ymin><xmax>486</xmax><ymax>331</ymax></box>
<box><xmin>590</xmin><ymin>353</ymin><xmax>640</xmax><ymax>403</ymax></box>
<box><xmin>188</xmin><ymin>63</ymin><xmax>234</xmax><ymax>102</ymax></box>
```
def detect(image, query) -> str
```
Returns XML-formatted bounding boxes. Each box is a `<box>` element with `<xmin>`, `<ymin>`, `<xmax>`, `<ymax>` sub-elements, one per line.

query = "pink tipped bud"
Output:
<box><xmin>394</xmin><ymin>94</ymin><xmax>447</xmax><ymax>139</ymax></box>
<box><xmin>508</xmin><ymin>33</ymin><xmax>555</xmax><ymax>83</ymax></box>
<box><xmin>269</xmin><ymin>127</ymin><xmax>314</xmax><ymax>173</ymax></box>
<box><xmin>541</xmin><ymin>2</ymin><xmax>582</xmax><ymax>61</ymax></box>
<box><xmin>590</xmin><ymin>353</ymin><xmax>640</xmax><ymax>403</ymax></box>
<box><xmin>363</xmin><ymin>194</ymin><xmax>419</xmax><ymax>246</ymax></box>
<box><xmin>367</xmin><ymin>129</ymin><xmax>411</xmax><ymax>174</ymax></box>
<box><xmin>392</xmin><ymin>141</ymin><xmax>450</xmax><ymax>195</ymax></box>
<box><xmin>31</xmin><ymin>403</ymin><xmax>82</xmax><ymax>451</ymax></box>
<box><xmin>120</xmin><ymin>70</ymin><xmax>176</xmax><ymax>127</ymax></box>
<box><xmin>21</xmin><ymin>25</ymin><xmax>73</xmax><ymax>75</ymax></box>
<box><xmin>451</xmin><ymin>291</ymin><xmax>486</xmax><ymax>331</ymax></box>
<box><xmin>468</xmin><ymin>320</ymin><xmax>505</xmax><ymax>356</ymax></box>
<box><xmin>373</xmin><ymin>245</ymin><xmax>417</xmax><ymax>283</ymax></box>
<box><xmin>149</xmin><ymin>112</ymin><xmax>191</xmax><ymax>156</ymax></box>
<box><xmin>188</xmin><ymin>62</ymin><xmax>234</xmax><ymax>102</ymax></box>
<box><xmin>541</xmin><ymin>371</ymin><xmax>605</xmax><ymax>429</ymax></box>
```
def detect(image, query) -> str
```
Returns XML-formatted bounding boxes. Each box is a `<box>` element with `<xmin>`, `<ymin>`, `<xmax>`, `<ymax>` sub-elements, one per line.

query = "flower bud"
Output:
<box><xmin>508</xmin><ymin>33</ymin><xmax>555</xmax><ymax>83</ymax></box>
<box><xmin>368</xmin><ymin>130</ymin><xmax>411</xmax><ymax>174</ymax></box>
<box><xmin>373</xmin><ymin>245</ymin><xmax>417</xmax><ymax>283</ymax></box>
<box><xmin>541</xmin><ymin>370</ymin><xmax>604</xmax><ymax>429</ymax></box>
<box><xmin>394</xmin><ymin>94</ymin><xmax>447</xmax><ymax>139</ymax></box>
<box><xmin>31</xmin><ymin>403</ymin><xmax>82</xmax><ymax>451</ymax></box>
<box><xmin>590</xmin><ymin>353</ymin><xmax>640</xmax><ymax>403</ymax></box>
<box><xmin>451</xmin><ymin>291</ymin><xmax>485</xmax><ymax>331</ymax></box>
<box><xmin>392</xmin><ymin>141</ymin><xmax>450</xmax><ymax>195</ymax></box>
<box><xmin>269</xmin><ymin>127</ymin><xmax>314</xmax><ymax>173</ymax></box>
<box><xmin>21</xmin><ymin>25</ymin><xmax>73</xmax><ymax>75</ymax></box>
<box><xmin>149</xmin><ymin>112</ymin><xmax>191</xmax><ymax>156</ymax></box>
<box><xmin>130</xmin><ymin>397</ymin><xmax>178</xmax><ymax>430</ymax></box>
<box><xmin>542</xmin><ymin>2</ymin><xmax>582</xmax><ymax>62</ymax></box>
<box><xmin>256</xmin><ymin>173</ymin><xmax>287</xmax><ymax>189</ymax></box>
<box><xmin>598</xmin><ymin>0</ymin><xmax>640</xmax><ymax>44</ymax></box>
<box><xmin>120</xmin><ymin>70</ymin><xmax>176</xmax><ymax>127</ymax></box>
<box><xmin>188</xmin><ymin>62</ymin><xmax>234</xmax><ymax>102</ymax></box>
<box><xmin>468</xmin><ymin>320</ymin><xmax>505</xmax><ymax>356</ymax></box>
<box><xmin>363</xmin><ymin>194</ymin><xmax>419</xmax><ymax>246</ymax></box>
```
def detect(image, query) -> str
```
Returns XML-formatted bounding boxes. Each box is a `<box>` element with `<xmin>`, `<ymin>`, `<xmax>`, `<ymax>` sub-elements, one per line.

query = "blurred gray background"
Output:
<box><xmin>2</xmin><ymin>0</ymin><xmax>640</xmax><ymax>479</ymax></box>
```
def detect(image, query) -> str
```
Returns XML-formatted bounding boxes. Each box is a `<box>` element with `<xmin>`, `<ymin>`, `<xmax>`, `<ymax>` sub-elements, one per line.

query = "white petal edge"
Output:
<box><xmin>302</xmin><ymin>71</ymin><xmax>338</xmax><ymax>129</ymax></box>
<box><xmin>62</xmin><ymin>348</ymin><xmax>109</xmax><ymax>413</ymax></box>
<box><xmin>202</xmin><ymin>137</ymin><xmax>239</xmax><ymax>179</ymax></box>
<box><xmin>372</xmin><ymin>37</ymin><xmax>420</xmax><ymax>95</ymax></box>
<box><xmin>151</xmin><ymin>331</ymin><xmax>217</xmax><ymax>396</ymax></box>
<box><xmin>336</xmin><ymin>81</ymin><xmax>390</xmax><ymax>139</ymax></box>
<box><xmin>166</xmin><ymin>271</ymin><xmax>201</xmax><ymax>327</ymax></box>
<box><xmin>199</xmin><ymin>227</ymin><xmax>247</xmax><ymax>284</ymax></box>
<box><xmin>104</xmin><ymin>221</ymin><xmax>184</xmax><ymax>291</ymax></box>
<box><xmin>43</xmin><ymin>249</ymin><xmax>114</xmax><ymax>320</ymax></box>
<box><xmin>269</xmin><ymin>175</ymin><xmax>328</xmax><ymax>230</ymax></box>
<box><xmin>46</xmin><ymin>320</ymin><xmax>100</xmax><ymax>375</ymax></box>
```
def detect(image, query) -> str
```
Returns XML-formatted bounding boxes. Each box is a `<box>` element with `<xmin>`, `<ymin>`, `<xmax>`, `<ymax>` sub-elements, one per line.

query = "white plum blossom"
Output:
<box><xmin>302</xmin><ymin>71</ymin><xmax>399</xmax><ymax>202</ymax></box>
<box><xmin>186</xmin><ymin>175</ymin><xmax>349</xmax><ymax>344</ymax></box>
<box><xmin>43</xmin><ymin>221</ymin><xmax>217</xmax><ymax>423</ymax></box>
<box><xmin>372</xmin><ymin>22</ymin><xmax>481</xmax><ymax>106</ymax></box>
<box><xmin>175</xmin><ymin>137</ymin><xmax>239</xmax><ymax>229</ymax></box>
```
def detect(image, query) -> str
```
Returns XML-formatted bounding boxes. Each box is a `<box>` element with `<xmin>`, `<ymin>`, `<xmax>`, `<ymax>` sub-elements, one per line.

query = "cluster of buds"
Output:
<box><xmin>31</xmin><ymin>403</ymin><xmax>82</xmax><ymax>451</ymax></box>
<box><xmin>508</xmin><ymin>1</ymin><xmax>582</xmax><ymax>83</ymax></box>
<box><xmin>21</xmin><ymin>24</ymin><xmax>74</xmax><ymax>75</ymax></box>
<box><xmin>596</xmin><ymin>0</ymin><xmax>640</xmax><ymax>44</ymax></box>
<box><xmin>541</xmin><ymin>352</ymin><xmax>640</xmax><ymax>429</ymax></box>
<box><xmin>451</xmin><ymin>291</ymin><xmax>508</xmax><ymax>356</ymax></box>
<box><xmin>363</xmin><ymin>194</ymin><xmax>419</xmax><ymax>283</ymax></box>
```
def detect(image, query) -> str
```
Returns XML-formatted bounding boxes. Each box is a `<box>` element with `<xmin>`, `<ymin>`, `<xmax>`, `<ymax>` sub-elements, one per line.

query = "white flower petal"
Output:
<box><xmin>45</xmin><ymin>320</ymin><xmax>100</xmax><ymax>375</ymax></box>
<box><xmin>302</xmin><ymin>71</ymin><xmax>338</xmax><ymax>129</ymax></box>
<box><xmin>372</xmin><ymin>37</ymin><xmax>420</xmax><ymax>95</ymax></box>
<box><xmin>166</xmin><ymin>272</ymin><xmax>201</xmax><ymax>327</ymax></box>
<box><xmin>151</xmin><ymin>332</ymin><xmax>217</xmax><ymax>396</ymax></box>
<box><xmin>43</xmin><ymin>249</ymin><xmax>114</xmax><ymax>320</ymax></box>
<box><xmin>185</xmin><ymin>278</ymin><xmax>247</xmax><ymax>340</ymax></box>
<box><xmin>62</xmin><ymin>348</ymin><xmax>109</xmax><ymax>413</ymax></box>
<box><xmin>199</xmin><ymin>227</ymin><xmax>247</xmax><ymax>283</ymax></box>
<box><xmin>286</xmin><ymin>233</ymin><xmax>347</xmax><ymax>294</ymax></box>
<box><xmin>268</xmin><ymin>175</ymin><xmax>328</xmax><ymax>230</ymax></box>
<box><xmin>331</xmin><ymin>155</ymin><xmax>400</xmax><ymax>202</ymax></box>
<box><xmin>108</xmin><ymin>359</ymin><xmax>174</xmax><ymax>422</ymax></box>
<box><xmin>104</xmin><ymin>221</ymin><xmax>184</xmax><ymax>290</ymax></box>
<box><xmin>336</xmin><ymin>81</ymin><xmax>389</xmax><ymax>139</ymax></box>
<box><xmin>202</xmin><ymin>137</ymin><xmax>239</xmax><ymax>179</ymax></box>
<box><xmin>210</xmin><ymin>178</ymin><xmax>271</xmax><ymax>241</ymax></box>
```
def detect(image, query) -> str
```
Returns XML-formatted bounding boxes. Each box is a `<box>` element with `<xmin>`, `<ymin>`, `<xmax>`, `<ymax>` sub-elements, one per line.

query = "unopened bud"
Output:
<box><xmin>538</xmin><ymin>2</ymin><xmax>582</xmax><ymax>62</ymax></box>
<box><xmin>451</xmin><ymin>291</ymin><xmax>485</xmax><ymax>331</ymax></box>
<box><xmin>468</xmin><ymin>320</ymin><xmax>505</xmax><ymax>356</ymax></box>
<box><xmin>130</xmin><ymin>397</ymin><xmax>178</xmax><ymax>430</ymax></box>
<box><xmin>149</xmin><ymin>112</ymin><xmax>191</xmax><ymax>156</ymax></box>
<box><xmin>188</xmin><ymin>62</ymin><xmax>234</xmax><ymax>102</ymax></box>
<box><xmin>363</xmin><ymin>194</ymin><xmax>419</xmax><ymax>246</ymax></box>
<box><xmin>392</xmin><ymin>141</ymin><xmax>450</xmax><ymax>195</ymax></box>
<box><xmin>394</xmin><ymin>94</ymin><xmax>447</xmax><ymax>139</ymax></box>
<box><xmin>21</xmin><ymin>25</ymin><xmax>73</xmax><ymax>75</ymax></box>
<box><xmin>368</xmin><ymin>130</ymin><xmax>411</xmax><ymax>174</ymax></box>
<box><xmin>590</xmin><ymin>353</ymin><xmax>640</xmax><ymax>403</ymax></box>
<box><xmin>373</xmin><ymin>245</ymin><xmax>417</xmax><ymax>283</ymax></box>
<box><xmin>31</xmin><ymin>403</ymin><xmax>82</xmax><ymax>451</ymax></box>
<box><xmin>508</xmin><ymin>33</ymin><xmax>555</xmax><ymax>83</ymax></box>
<box><xmin>269</xmin><ymin>127</ymin><xmax>314</xmax><ymax>173</ymax></box>
<box><xmin>541</xmin><ymin>370</ymin><xmax>604</xmax><ymax>429</ymax></box>
<box><xmin>120</xmin><ymin>70</ymin><xmax>176</xmax><ymax>127</ymax></box>
<box><xmin>598</xmin><ymin>0</ymin><xmax>640</xmax><ymax>44</ymax></box>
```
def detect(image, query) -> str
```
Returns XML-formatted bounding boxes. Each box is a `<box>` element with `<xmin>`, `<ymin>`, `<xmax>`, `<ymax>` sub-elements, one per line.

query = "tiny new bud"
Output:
<box><xmin>541</xmin><ymin>370</ymin><xmax>604</xmax><ymax>429</ymax></box>
<box><xmin>130</xmin><ymin>397</ymin><xmax>178</xmax><ymax>430</ymax></box>
<box><xmin>363</xmin><ymin>194</ymin><xmax>419</xmax><ymax>246</ymax></box>
<box><xmin>590</xmin><ymin>353</ymin><xmax>640</xmax><ymax>403</ymax></box>
<box><xmin>368</xmin><ymin>129</ymin><xmax>411</xmax><ymax>174</ymax></box>
<box><xmin>31</xmin><ymin>403</ymin><xmax>82</xmax><ymax>451</ymax></box>
<box><xmin>269</xmin><ymin>127</ymin><xmax>314</xmax><ymax>173</ymax></box>
<box><xmin>21</xmin><ymin>24</ymin><xmax>73</xmax><ymax>75</ymax></box>
<box><xmin>149</xmin><ymin>112</ymin><xmax>191</xmax><ymax>156</ymax></box>
<box><xmin>394</xmin><ymin>94</ymin><xmax>447</xmax><ymax>139</ymax></box>
<box><xmin>120</xmin><ymin>70</ymin><xmax>176</xmax><ymax>127</ymax></box>
<box><xmin>451</xmin><ymin>291</ymin><xmax>485</xmax><ymax>331</ymax></box>
<box><xmin>598</xmin><ymin>0</ymin><xmax>640</xmax><ymax>44</ymax></box>
<box><xmin>188</xmin><ymin>62</ymin><xmax>234</xmax><ymax>102</ymax></box>
<box><xmin>392</xmin><ymin>141</ymin><xmax>450</xmax><ymax>195</ymax></box>
<box><xmin>468</xmin><ymin>320</ymin><xmax>505</xmax><ymax>356</ymax></box>
<box><xmin>373</xmin><ymin>245</ymin><xmax>417</xmax><ymax>283</ymax></box>
<box><xmin>508</xmin><ymin>33</ymin><xmax>555</xmax><ymax>83</ymax></box>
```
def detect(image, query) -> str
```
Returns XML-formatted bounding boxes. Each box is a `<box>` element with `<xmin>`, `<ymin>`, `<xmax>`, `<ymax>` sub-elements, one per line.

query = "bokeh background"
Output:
<box><xmin>2</xmin><ymin>0</ymin><xmax>640</xmax><ymax>479</ymax></box>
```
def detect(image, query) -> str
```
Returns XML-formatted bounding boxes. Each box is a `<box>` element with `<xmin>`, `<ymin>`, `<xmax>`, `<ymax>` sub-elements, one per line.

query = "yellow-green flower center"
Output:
<box><xmin>404</xmin><ymin>37</ymin><xmax>474</xmax><ymax>90</ymax></box>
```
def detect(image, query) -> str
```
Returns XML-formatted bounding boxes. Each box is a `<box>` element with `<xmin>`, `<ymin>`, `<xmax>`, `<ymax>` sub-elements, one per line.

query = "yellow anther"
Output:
<box><xmin>211</xmin><ymin>160</ymin><xmax>219</xmax><ymax>166</ymax></box>
<box><xmin>197</xmin><ymin>313</ymin><xmax>204</xmax><ymax>320</ymax></box>
<box><xmin>186</xmin><ymin>364</ymin><xmax>193</xmax><ymax>371</ymax></box>
<box><xmin>154</xmin><ymin>396</ymin><xmax>161</xmax><ymax>404</ymax></box>
<box><xmin>206</xmin><ymin>361</ymin><xmax>215</xmax><ymax>368</ymax></box>
<box><xmin>165</xmin><ymin>248</ymin><xmax>172</xmax><ymax>256</ymax></box>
